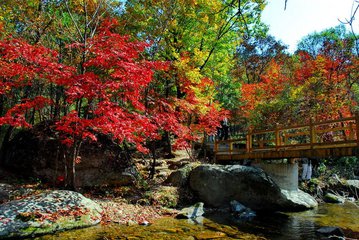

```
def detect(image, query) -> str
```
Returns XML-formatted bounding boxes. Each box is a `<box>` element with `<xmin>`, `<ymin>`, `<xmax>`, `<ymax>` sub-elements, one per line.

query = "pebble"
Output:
<box><xmin>138</xmin><ymin>220</ymin><xmax>150</xmax><ymax>226</ymax></box>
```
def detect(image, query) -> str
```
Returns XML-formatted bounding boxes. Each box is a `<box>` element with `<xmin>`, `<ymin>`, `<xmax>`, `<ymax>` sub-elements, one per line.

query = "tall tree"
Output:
<box><xmin>297</xmin><ymin>25</ymin><xmax>358</xmax><ymax>58</ymax></box>
<box><xmin>234</xmin><ymin>34</ymin><xmax>288</xmax><ymax>84</ymax></box>
<box><xmin>120</xmin><ymin>0</ymin><xmax>266</xmax><ymax>139</ymax></box>
<box><xmin>297</xmin><ymin>25</ymin><xmax>359</xmax><ymax>112</ymax></box>
<box><xmin>240</xmin><ymin>48</ymin><xmax>357</xmax><ymax>128</ymax></box>
<box><xmin>0</xmin><ymin>19</ymin><xmax>165</xmax><ymax>188</ymax></box>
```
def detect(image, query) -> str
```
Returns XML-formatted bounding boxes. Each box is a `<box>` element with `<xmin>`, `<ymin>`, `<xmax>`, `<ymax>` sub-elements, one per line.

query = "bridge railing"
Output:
<box><xmin>214</xmin><ymin>116</ymin><xmax>359</xmax><ymax>154</ymax></box>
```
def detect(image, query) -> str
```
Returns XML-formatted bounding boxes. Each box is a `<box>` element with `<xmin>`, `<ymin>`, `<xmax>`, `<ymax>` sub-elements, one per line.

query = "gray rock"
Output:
<box><xmin>0</xmin><ymin>183</ymin><xmax>14</xmax><ymax>191</ymax></box>
<box><xmin>230</xmin><ymin>200</ymin><xmax>247</xmax><ymax>213</ymax></box>
<box><xmin>0</xmin><ymin>190</ymin><xmax>102</xmax><ymax>239</ymax></box>
<box><xmin>189</xmin><ymin>164</ymin><xmax>317</xmax><ymax>211</ymax></box>
<box><xmin>346</xmin><ymin>180</ymin><xmax>359</xmax><ymax>190</ymax></box>
<box><xmin>0</xmin><ymin>184</ymin><xmax>14</xmax><ymax>203</ymax></box>
<box><xmin>324</xmin><ymin>193</ymin><xmax>345</xmax><ymax>204</ymax></box>
<box><xmin>176</xmin><ymin>202</ymin><xmax>204</xmax><ymax>219</ymax></box>
<box><xmin>157</xmin><ymin>171</ymin><xmax>169</xmax><ymax>179</ymax></box>
<box><xmin>316</xmin><ymin>226</ymin><xmax>345</xmax><ymax>237</ymax></box>
<box><xmin>168</xmin><ymin>159</ymin><xmax>191</xmax><ymax>170</ymax></box>
<box><xmin>138</xmin><ymin>220</ymin><xmax>150</xmax><ymax>226</ymax></box>
<box><xmin>327</xmin><ymin>237</ymin><xmax>345</xmax><ymax>240</ymax></box>
<box><xmin>0</xmin><ymin>190</ymin><xmax>9</xmax><ymax>204</ymax></box>
<box><xmin>230</xmin><ymin>200</ymin><xmax>256</xmax><ymax>220</ymax></box>
<box><xmin>102</xmin><ymin>171</ymin><xmax>137</xmax><ymax>186</ymax></box>
<box><xmin>187</xmin><ymin>216</ymin><xmax>204</xmax><ymax>225</ymax></box>
<box><xmin>280</xmin><ymin>190</ymin><xmax>318</xmax><ymax>210</ymax></box>
<box><xmin>165</xmin><ymin>164</ymin><xmax>197</xmax><ymax>187</ymax></box>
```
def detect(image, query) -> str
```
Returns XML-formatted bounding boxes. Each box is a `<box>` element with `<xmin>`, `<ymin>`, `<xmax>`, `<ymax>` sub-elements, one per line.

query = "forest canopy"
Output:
<box><xmin>0</xmin><ymin>0</ymin><xmax>359</xmax><ymax>187</ymax></box>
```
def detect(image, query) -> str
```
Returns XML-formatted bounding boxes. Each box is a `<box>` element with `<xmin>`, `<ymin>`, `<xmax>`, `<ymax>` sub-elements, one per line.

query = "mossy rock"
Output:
<box><xmin>0</xmin><ymin>190</ymin><xmax>102</xmax><ymax>239</ymax></box>
<box><xmin>324</xmin><ymin>193</ymin><xmax>345</xmax><ymax>204</ymax></box>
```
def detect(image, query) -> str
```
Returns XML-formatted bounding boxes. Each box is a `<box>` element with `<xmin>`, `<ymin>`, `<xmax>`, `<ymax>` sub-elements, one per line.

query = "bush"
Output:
<box><xmin>145</xmin><ymin>186</ymin><xmax>179</xmax><ymax>208</ymax></box>
<box><xmin>323</xmin><ymin>157</ymin><xmax>358</xmax><ymax>179</ymax></box>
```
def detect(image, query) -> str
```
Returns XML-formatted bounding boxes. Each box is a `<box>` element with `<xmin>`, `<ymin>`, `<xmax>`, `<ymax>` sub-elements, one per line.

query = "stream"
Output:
<box><xmin>33</xmin><ymin>202</ymin><xmax>359</xmax><ymax>240</ymax></box>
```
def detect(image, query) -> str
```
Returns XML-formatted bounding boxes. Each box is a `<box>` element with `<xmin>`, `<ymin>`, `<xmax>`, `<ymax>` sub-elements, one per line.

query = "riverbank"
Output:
<box><xmin>0</xmin><ymin>150</ymin><xmax>358</xmax><ymax>239</ymax></box>
<box><xmin>95</xmin><ymin>197</ymin><xmax>178</xmax><ymax>225</ymax></box>
<box><xmin>0</xmin><ymin>150</ymin><xmax>190</xmax><ymax>229</ymax></box>
<box><xmin>17</xmin><ymin>202</ymin><xmax>359</xmax><ymax>240</ymax></box>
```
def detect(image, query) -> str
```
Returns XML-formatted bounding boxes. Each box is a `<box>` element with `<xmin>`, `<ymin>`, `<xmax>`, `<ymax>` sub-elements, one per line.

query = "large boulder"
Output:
<box><xmin>189</xmin><ymin>164</ymin><xmax>317</xmax><ymax>211</ymax></box>
<box><xmin>0</xmin><ymin>190</ymin><xmax>102</xmax><ymax>239</ymax></box>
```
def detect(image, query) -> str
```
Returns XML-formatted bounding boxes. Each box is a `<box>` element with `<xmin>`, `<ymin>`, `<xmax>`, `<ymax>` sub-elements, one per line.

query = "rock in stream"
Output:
<box><xmin>189</xmin><ymin>164</ymin><xmax>317</xmax><ymax>211</ymax></box>
<box><xmin>0</xmin><ymin>190</ymin><xmax>102</xmax><ymax>239</ymax></box>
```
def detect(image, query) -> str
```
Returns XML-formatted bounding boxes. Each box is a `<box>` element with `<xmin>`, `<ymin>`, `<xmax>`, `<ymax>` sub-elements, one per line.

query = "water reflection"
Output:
<box><xmin>286</xmin><ymin>202</ymin><xmax>359</xmax><ymax>239</ymax></box>
<box><xmin>34</xmin><ymin>217</ymin><xmax>263</xmax><ymax>240</ymax></box>
<box><xmin>206</xmin><ymin>211</ymin><xmax>318</xmax><ymax>240</ymax></box>
<box><xmin>33</xmin><ymin>203</ymin><xmax>359</xmax><ymax>240</ymax></box>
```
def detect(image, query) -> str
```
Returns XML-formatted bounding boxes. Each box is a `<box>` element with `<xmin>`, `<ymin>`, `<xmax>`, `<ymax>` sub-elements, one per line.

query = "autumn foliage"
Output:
<box><xmin>240</xmin><ymin>51</ymin><xmax>356</xmax><ymax>128</ymax></box>
<box><xmin>2</xmin><ymin>0</ymin><xmax>358</xmax><ymax>190</ymax></box>
<box><xmin>0</xmin><ymin>17</ymin><xmax>224</xmax><ymax>188</ymax></box>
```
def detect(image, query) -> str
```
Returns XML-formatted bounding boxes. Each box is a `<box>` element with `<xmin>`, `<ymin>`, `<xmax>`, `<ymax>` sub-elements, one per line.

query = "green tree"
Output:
<box><xmin>121</xmin><ymin>0</ymin><xmax>267</xmax><ymax>111</ymax></box>
<box><xmin>297</xmin><ymin>25</ymin><xmax>358</xmax><ymax>58</ymax></box>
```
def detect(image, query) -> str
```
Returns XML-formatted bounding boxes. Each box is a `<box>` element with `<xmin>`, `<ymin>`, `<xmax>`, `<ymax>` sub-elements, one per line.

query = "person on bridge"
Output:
<box><xmin>301</xmin><ymin>157</ymin><xmax>312</xmax><ymax>181</ymax></box>
<box><xmin>219</xmin><ymin>117</ymin><xmax>229</xmax><ymax>140</ymax></box>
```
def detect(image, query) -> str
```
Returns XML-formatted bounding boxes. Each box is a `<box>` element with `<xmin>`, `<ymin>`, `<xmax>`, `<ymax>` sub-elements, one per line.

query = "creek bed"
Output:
<box><xmin>32</xmin><ymin>202</ymin><xmax>359</xmax><ymax>240</ymax></box>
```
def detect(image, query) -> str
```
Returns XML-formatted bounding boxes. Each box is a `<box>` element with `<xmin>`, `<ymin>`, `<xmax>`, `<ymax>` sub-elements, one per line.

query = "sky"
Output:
<box><xmin>261</xmin><ymin>0</ymin><xmax>359</xmax><ymax>53</ymax></box>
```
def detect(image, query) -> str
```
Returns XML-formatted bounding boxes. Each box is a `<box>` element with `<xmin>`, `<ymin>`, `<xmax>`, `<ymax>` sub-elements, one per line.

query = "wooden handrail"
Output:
<box><xmin>213</xmin><ymin>116</ymin><xmax>359</xmax><ymax>155</ymax></box>
<box><xmin>311</xmin><ymin>116</ymin><xmax>355</xmax><ymax>126</ymax></box>
<box><xmin>250</xmin><ymin>116</ymin><xmax>356</xmax><ymax>134</ymax></box>
<box><xmin>356</xmin><ymin>114</ymin><xmax>359</xmax><ymax>146</ymax></box>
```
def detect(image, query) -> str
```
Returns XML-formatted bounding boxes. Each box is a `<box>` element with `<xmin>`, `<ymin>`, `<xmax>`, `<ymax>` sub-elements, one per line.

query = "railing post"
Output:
<box><xmin>355</xmin><ymin>113</ymin><xmax>359</xmax><ymax>147</ymax></box>
<box><xmin>275</xmin><ymin>123</ymin><xmax>281</xmax><ymax>150</ymax></box>
<box><xmin>214</xmin><ymin>140</ymin><xmax>218</xmax><ymax>153</ymax></box>
<box><xmin>310</xmin><ymin>118</ymin><xmax>316</xmax><ymax>149</ymax></box>
<box><xmin>246</xmin><ymin>126</ymin><xmax>253</xmax><ymax>153</ymax></box>
<box><xmin>283</xmin><ymin>134</ymin><xmax>288</xmax><ymax>146</ymax></box>
<box><xmin>349</xmin><ymin>122</ymin><xmax>354</xmax><ymax>140</ymax></box>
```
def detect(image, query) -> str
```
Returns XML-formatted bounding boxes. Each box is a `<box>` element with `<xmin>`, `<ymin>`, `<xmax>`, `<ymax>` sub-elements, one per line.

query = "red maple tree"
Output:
<box><xmin>0</xmin><ymin>19</ymin><xmax>224</xmax><ymax>188</ymax></box>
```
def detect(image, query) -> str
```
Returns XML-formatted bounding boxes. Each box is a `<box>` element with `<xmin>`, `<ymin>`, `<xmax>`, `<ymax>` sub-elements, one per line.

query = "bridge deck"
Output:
<box><xmin>213</xmin><ymin>116</ymin><xmax>359</xmax><ymax>161</ymax></box>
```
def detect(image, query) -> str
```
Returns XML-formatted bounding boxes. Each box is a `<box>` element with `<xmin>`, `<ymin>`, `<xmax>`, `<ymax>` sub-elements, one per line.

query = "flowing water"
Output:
<box><xmin>34</xmin><ymin>202</ymin><xmax>359</xmax><ymax>240</ymax></box>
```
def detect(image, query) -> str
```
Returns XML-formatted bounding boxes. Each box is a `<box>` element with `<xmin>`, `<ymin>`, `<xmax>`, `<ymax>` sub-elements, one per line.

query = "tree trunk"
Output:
<box><xmin>65</xmin><ymin>141</ymin><xmax>81</xmax><ymax>190</ymax></box>
<box><xmin>149</xmin><ymin>141</ymin><xmax>156</xmax><ymax>179</ymax></box>
<box><xmin>0</xmin><ymin>126</ymin><xmax>14</xmax><ymax>166</ymax></box>
<box><xmin>201</xmin><ymin>132</ymin><xmax>208</xmax><ymax>161</ymax></box>
<box><xmin>54</xmin><ymin>86</ymin><xmax>63</xmax><ymax>120</ymax></box>
<box><xmin>65</xmin><ymin>154</ymin><xmax>74</xmax><ymax>190</ymax></box>
<box><xmin>0</xmin><ymin>95</ymin><xmax>4</xmax><ymax>119</ymax></box>
<box><xmin>163</xmin><ymin>131</ymin><xmax>174</xmax><ymax>158</ymax></box>
<box><xmin>0</xmin><ymin>95</ymin><xmax>5</xmax><ymax>164</ymax></box>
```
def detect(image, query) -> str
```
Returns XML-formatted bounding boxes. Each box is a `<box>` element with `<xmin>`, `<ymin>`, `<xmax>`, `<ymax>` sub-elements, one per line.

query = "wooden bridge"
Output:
<box><xmin>214</xmin><ymin>116</ymin><xmax>359</xmax><ymax>162</ymax></box>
